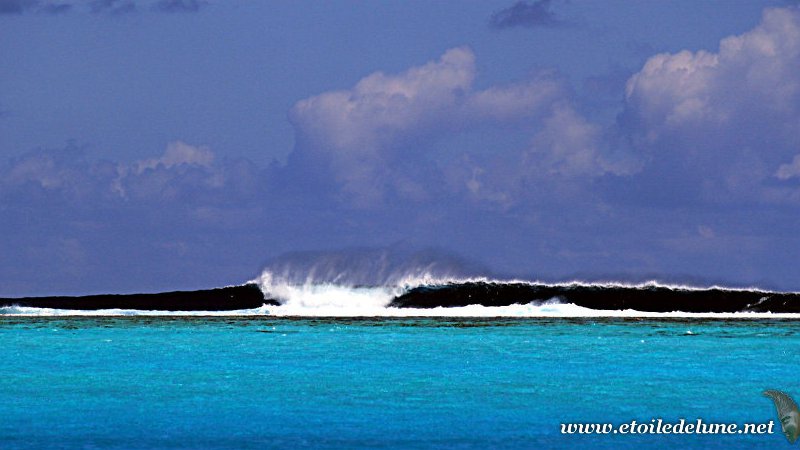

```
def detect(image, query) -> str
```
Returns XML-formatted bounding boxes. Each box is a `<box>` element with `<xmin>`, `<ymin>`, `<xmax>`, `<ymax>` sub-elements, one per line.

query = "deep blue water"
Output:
<box><xmin>0</xmin><ymin>317</ymin><xmax>796</xmax><ymax>449</ymax></box>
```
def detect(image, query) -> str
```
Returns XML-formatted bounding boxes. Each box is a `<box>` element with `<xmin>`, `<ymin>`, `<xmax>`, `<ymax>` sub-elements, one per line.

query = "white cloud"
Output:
<box><xmin>626</xmin><ymin>8</ymin><xmax>800</xmax><ymax>135</ymax></box>
<box><xmin>290</xmin><ymin>47</ymin><xmax>477</xmax><ymax>152</ymax></box>
<box><xmin>776</xmin><ymin>154</ymin><xmax>800</xmax><ymax>180</ymax></box>
<box><xmin>133</xmin><ymin>140</ymin><xmax>214</xmax><ymax>173</ymax></box>
<box><xmin>2</xmin><ymin>146</ymin><xmax>95</xmax><ymax>200</ymax></box>
<box><xmin>117</xmin><ymin>141</ymin><xmax>229</xmax><ymax>200</ymax></box>
<box><xmin>7</xmin><ymin>152</ymin><xmax>68</xmax><ymax>189</ymax></box>
<box><xmin>0</xmin><ymin>141</ymin><xmax>262</xmax><ymax>207</ymax></box>
<box><xmin>288</xmin><ymin>47</ymin><xmax>566</xmax><ymax>205</ymax></box>
<box><xmin>621</xmin><ymin>6</ymin><xmax>800</xmax><ymax>201</ymax></box>
<box><xmin>526</xmin><ymin>102</ymin><xmax>617</xmax><ymax>177</ymax></box>
<box><xmin>625</xmin><ymin>49</ymin><xmax>721</xmax><ymax>134</ymax></box>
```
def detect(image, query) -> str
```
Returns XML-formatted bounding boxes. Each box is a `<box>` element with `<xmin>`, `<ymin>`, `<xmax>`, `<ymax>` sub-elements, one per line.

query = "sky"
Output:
<box><xmin>1</xmin><ymin>0</ymin><xmax>800</xmax><ymax>295</ymax></box>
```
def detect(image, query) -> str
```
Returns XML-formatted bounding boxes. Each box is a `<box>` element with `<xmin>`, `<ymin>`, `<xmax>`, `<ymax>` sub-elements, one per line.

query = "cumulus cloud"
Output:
<box><xmin>489</xmin><ymin>0</ymin><xmax>562</xmax><ymax>30</ymax></box>
<box><xmin>450</xmin><ymin>100</ymin><xmax>639</xmax><ymax>210</ymax></box>
<box><xmin>776</xmin><ymin>154</ymin><xmax>800</xmax><ymax>180</ymax></box>
<box><xmin>291</xmin><ymin>48</ymin><xmax>474</xmax><ymax>153</ymax></box>
<box><xmin>0</xmin><ymin>144</ymin><xmax>99</xmax><ymax>204</ymax></box>
<box><xmin>132</xmin><ymin>140</ymin><xmax>214</xmax><ymax>173</ymax></box>
<box><xmin>526</xmin><ymin>103</ymin><xmax>613</xmax><ymax>177</ymax></box>
<box><xmin>620</xmin><ymin>6</ymin><xmax>800</xmax><ymax>203</ymax></box>
<box><xmin>287</xmin><ymin>47</ymin><xmax>568</xmax><ymax>205</ymax></box>
<box><xmin>0</xmin><ymin>141</ymin><xmax>263</xmax><ymax>206</ymax></box>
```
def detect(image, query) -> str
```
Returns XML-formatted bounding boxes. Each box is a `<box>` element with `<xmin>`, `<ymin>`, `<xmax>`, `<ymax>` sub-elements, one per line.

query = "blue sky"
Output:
<box><xmin>1</xmin><ymin>0</ymin><xmax>799</xmax><ymax>295</ymax></box>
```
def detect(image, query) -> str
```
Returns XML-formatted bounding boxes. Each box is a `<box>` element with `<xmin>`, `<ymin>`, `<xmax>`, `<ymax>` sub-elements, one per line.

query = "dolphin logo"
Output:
<box><xmin>764</xmin><ymin>389</ymin><xmax>800</xmax><ymax>443</ymax></box>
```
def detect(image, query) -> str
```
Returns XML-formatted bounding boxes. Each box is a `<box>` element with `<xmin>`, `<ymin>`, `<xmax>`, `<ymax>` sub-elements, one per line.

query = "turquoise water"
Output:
<box><xmin>0</xmin><ymin>317</ymin><xmax>796</xmax><ymax>449</ymax></box>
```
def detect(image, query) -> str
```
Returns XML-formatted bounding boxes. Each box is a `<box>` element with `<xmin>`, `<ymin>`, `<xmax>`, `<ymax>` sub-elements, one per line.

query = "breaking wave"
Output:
<box><xmin>2</xmin><ymin>275</ymin><xmax>800</xmax><ymax>318</ymax></box>
<box><xmin>2</xmin><ymin>249</ymin><xmax>799</xmax><ymax>317</ymax></box>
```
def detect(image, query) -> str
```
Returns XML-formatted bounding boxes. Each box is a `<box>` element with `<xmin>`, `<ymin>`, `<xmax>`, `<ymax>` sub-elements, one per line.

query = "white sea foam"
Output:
<box><xmin>2</xmin><ymin>301</ymin><xmax>799</xmax><ymax>318</ymax></box>
<box><xmin>0</xmin><ymin>305</ymin><xmax>274</xmax><ymax>317</ymax></box>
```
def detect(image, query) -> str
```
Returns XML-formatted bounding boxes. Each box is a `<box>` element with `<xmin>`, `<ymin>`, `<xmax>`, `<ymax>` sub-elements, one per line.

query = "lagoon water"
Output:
<box><xmin>0</xmin><ymin>316</ymin><xmax>796</xmax><ymax>449</ymax></box>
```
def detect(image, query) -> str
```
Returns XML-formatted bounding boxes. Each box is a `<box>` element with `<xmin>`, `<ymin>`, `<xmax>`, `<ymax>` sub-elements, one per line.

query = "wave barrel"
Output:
<box><xmin>389</xmin><ymin>282</ymin><xmax>800</xmax><ymax>313</ymax></box>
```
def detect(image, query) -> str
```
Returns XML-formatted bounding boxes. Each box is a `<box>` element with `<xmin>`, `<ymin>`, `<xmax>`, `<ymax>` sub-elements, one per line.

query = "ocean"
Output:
<box><xmin>1</xmin><ymin>275</ymin><xmax>798</xmax><ymax>449</ymax></box>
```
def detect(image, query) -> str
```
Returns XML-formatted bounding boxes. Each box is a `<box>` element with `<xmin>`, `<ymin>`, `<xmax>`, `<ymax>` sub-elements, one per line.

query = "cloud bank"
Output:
<box><xmin>287</xmin><ymin>46</ymin><xmax>617</xmax><ymax>206</ymax></box>
<box><xmin>1</xmin><ymin>141</ymin><xmax>263</xmax><ymax>209</ymax></box>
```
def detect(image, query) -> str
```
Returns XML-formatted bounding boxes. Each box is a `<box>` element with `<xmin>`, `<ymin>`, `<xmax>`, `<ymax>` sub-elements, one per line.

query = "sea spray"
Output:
<box><xmin>249</xmin><ymin>247</ymin><xmax>486</xmax><ymax>315</ymax></box>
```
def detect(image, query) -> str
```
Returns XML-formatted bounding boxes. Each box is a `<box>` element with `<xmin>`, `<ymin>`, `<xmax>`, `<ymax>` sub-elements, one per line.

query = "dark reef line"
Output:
<box><xmin>390</xmin><ymin>282</ymin><xmax>800</xmax><ymax>313</ymax></box>
<box><xmin>2</xmin><ymin>281</ymin><xmax>800</xmax><ymax>313</ymax></box>
<box><xmin>0</xmin><ymin>284</ymin><xmax>275</xmax><ymax>311</ymax></box>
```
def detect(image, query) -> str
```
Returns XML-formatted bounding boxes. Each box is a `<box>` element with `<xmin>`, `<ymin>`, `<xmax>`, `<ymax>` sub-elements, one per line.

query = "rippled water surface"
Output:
<box><xmin>0</xmin><ymin>317</ymin><xmax>796</xmax><ymax>449</ymax></box>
